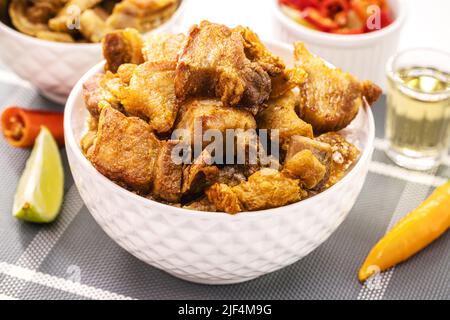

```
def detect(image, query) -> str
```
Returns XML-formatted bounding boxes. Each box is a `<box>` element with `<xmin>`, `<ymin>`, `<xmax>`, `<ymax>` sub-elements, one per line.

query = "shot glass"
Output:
<box><xmin>385</xmin><ymin>48</ymin><xmax>450</xmax><ymax>171</ymax></box>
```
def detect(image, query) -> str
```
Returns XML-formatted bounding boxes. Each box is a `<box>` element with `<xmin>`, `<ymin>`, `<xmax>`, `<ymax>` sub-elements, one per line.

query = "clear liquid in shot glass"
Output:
<box><xmin>386</xmin><ymin>66</ymin><xmax>450</xmax><ymax>170</ymax></box>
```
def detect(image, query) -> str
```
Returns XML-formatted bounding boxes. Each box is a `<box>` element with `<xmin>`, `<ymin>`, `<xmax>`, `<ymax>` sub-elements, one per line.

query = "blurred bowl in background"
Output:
<box><xmin>272</xmin><ymin>0</ymin><xmax>406</xmax><ymax>89</ymax></box>
<box><xmin>0</xmin><ymin>0</ymin><xmax>188</xmax><ymax>104</ymax></box>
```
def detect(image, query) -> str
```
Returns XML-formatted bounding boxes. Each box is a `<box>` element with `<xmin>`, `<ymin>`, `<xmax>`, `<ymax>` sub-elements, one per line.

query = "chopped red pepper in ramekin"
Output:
<box><xmin>279</xmin><ymin>0</ymin><xmax>394</xmax><ymax>34</ymax></box>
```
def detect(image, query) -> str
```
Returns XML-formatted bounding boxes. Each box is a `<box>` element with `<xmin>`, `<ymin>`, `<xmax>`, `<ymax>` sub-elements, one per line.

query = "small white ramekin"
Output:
<box><xmin>272</xmin><ymin>0</ymin><xmax>407</xmax><ymax>89</ymax></box>
<box><xmin>0</xmin><ymin>0</ymin><xmax>188</xmax><ymax>104</ymax></box>
<box><xmin>65</xmin><ymin>41</ymin><xmax>375</xmax><ymax>284</ymax></box>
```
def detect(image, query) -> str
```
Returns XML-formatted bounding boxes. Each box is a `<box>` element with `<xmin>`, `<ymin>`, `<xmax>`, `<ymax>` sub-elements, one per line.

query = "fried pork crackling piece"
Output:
<box><xmin>80</xmin><ymin>130</ymin><xmax>97</xmax><ymax>159</ymax></box>
<box><xmin>103</xmin><ymin>28</ymin><xmax>144</xmax><ymax>73</ymax></box>
<box><xmin>80</xmin><ymin>8</ymin><xmax>112</xmax><ymax>43</ymax></box>
<box><xmin>207</xmin><ymin>168</ymin><xmax>304</xmax><ymax>214</ymax></box>
<box><xmin>106</xmin><ymin>0</ymin><xmax>179</xmax><ymax>32</ymax></box>
<box><xmin>121</xmin><ymin>61</ymin><xmax>178</xmax><ymax>134</ymax></box>
<box><xmin>48</xmin><ymin>0</ymin><xmax>102</xmax><ymax>33</ymax></box>
<box><xmin>315</xmin><ymin>132</ymin><xmax>360</xmax><ymax>190</ymax></box>
<box><xmin>284</xmin><ymin>135</ymin><xmax>332</xmax><ymax>190</ymax></box>
<box><xmin>234</xmin><ymin>26</ymin><xmax>285</xmax><ymax>77</ymax></box>
<box><xmin>206</xmin><ymin>183</ymin><xmax>243</xmax><ymax>214</ymax></box>
<box><xmin>8</xmin><ymin>0</ymin><xmax>63</xmax><ymax>37</ymax></box>
<box><xmin>233</xmin><ymin>169</ymin><xmax>304</xmax><ymax>212</ymax></box>
<box><xmin>284</xmin><ymin>133</ymin><xmax>359</xmax><ymax>191</ymax></box>
<box><xmin>234</xmin><ymin>25</ymin><xmax>304</xmax><ymax>100</ymax></box>
<box><xmin>257</xmin><ymin>90</ymin><xmax>313</xmax><ymax>146</ymax></box>
<box><xmin>175</xmin><ymin>99</ymin><xmax>257</xmax><ymax>147</ymax></box>
<box><xmin>83</xmin><ymin>74</ymin><xmax>109</xmax><ymax>119</ymax></box>
<box><xmin>90</xmin><ymin>106</ymin><xmax>161</xmax><ymax>193</ymax></box>
<box><xmin>269</xmin><ymin>67</ymin><xmax>308</xmax><ymax>99</ymax></box>
<box><xmin>285</xmin><ymin>135</ymin><xmax>332</xmax><ymax>165</ymax></box>
<box><xmin>152</xmin><ymin>140</ymin><xmax>183</xmax><ymax>202</ymax></box>
<box><xmin>294</xmin><ymin>42</ymin><xmax>381</xmax><ymax>133</ymax></box>
<box><xmin>282</xmin><ymin>150</ymin><xmax>326</xmax><ymax>189</ymax></box>
<box><xmin>82</xmin><ymin>66</ymin><xmax>134</xmax><ymax>119</ymax></box>
<box><xmin>142</xmin><ymin>33</ymin><xmax>187</xmax><ymax>64</ymax></box>
<box><xmin>175</xmin><ymin>21</ymin><xmax>272</xmax><ymax>109</ymax></box>
<box><xmin>83</xmin><ymin>73</ymin><xmax>121</xmax><ymax>119</ymax></box>
<box><xmin>13</xmin><ymin>0</ymin><xmax>65</xmax><ymax>26</ymax></box>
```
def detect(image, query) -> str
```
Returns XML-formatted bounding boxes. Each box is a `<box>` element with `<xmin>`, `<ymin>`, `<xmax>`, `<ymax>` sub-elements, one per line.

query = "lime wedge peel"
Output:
<box><xmin>13</xmin><ymin>126</ymin><xmax>64</xmax><ymax>223</ymax></box>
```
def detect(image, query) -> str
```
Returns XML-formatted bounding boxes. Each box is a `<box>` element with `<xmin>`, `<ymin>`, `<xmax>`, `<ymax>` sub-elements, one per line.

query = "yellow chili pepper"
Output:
<box><xmin>359</xmin><ymin>181</ymin><xmax>450</xmax><ymax>282</ymax></box>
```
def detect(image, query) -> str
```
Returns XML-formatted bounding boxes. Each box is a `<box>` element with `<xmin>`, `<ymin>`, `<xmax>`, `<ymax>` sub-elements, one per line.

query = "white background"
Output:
<box><xmin>179</xmin><ymin>0</ymin><xmax>450</xmax><ymax>52</ymax></box>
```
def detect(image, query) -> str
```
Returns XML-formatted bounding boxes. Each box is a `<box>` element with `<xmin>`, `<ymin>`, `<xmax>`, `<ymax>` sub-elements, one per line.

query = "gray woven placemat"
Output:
<box><xmin>0</xmin><ymin>66</ymin><xmax>449</xmax><ymax>300</ymax></box>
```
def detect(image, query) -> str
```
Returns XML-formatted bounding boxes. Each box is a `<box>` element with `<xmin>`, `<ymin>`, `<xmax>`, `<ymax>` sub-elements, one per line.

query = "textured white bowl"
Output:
<box><xmin>272</xmin><ymin>0</ymin><xmax>406</xmax><ymax>89</ymax></box>
<box><xmin>65</xmin><ymin>41</ymin><xmax>375</xmax><ymax>284</ymax></box>
<box><xmin>0</xmin><ymin>0</ymin><xmax>188</xmax><ymax>104</ymax></box>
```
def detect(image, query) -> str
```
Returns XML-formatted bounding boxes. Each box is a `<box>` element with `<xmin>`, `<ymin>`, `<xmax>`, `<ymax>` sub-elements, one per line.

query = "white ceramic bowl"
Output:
<box><xmin>65</xmin><ymin>41</ymin><xmax>375</xmax><ymax>284</ymax></box>
<box><xmin>0</xmin><ymin>0</ymin><xmax>188</xmax><ymax>104</ymax></box>
<box><xmin>272</xmin><ymin>0</ymin><xmax>406</xmax><ymax>89</ymax></box>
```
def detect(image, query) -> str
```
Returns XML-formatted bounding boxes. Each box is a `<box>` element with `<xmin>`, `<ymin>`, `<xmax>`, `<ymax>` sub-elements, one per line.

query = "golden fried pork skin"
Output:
<box><xmin>282</xmin><ymin>150</ymin><xmax>326</xmax><ymax>189</ymax></box>
<box><xmin>8</xmin><ymin>0</ymin><xmax>57</xmax><ymax>36</ymax></box>
<box><xmin>48</xmin><ymin>0</ymin><xmax>102</xmax><ymax>32</ymax></box>
<box><xmin>83</xmin><ymin>73</ymin><xmax>117</xmax><ymax>119</ymax></box>
<box><xmin>152</xmin><ymin>140</ymin><xmax>183</xmax><ymax>203</ymax></box>
<box><xmin>82</xmin><ymin>67</ymin><xmax>134</xmax><ymax>119</ymax></box>
<box><xmin>80</xmin><ymin>130</ymin><xmax>97</xmax><ymax>159</ymax></box>
<box><xmin>206</xmin><ymin>183</ymin><xmax>243</xmax><ymax>214</ymax></box>
<box><xmin>91</xmin><ymin>106</ymin><xmax>161</xmax><ymax>193</ymax></box>
<box><xmin>121</xmin><ymin>61</ymin><xmax>178</xmax><ymax>134</ymax></box>
<box><xmin>17</xmin><ymin>0</ymin><xmax>64</xmax><ymax>25</ymax></box>
<box><xmin>285</xmin><ymin>135</ymin><xmax>332</xmax><ymax>165</ymax></box>
<box><xmin>175</xmin><ymin>99</ymin><xmax>257</xmax><ymax>147</ymax></box>
<box><xmin>207</xmin><ymin>168</ymin><xmax>303</xmax><ymax>214</ymax></box>
<box><xmin>232</xmin><ymin>169</ymin><xmax>303</xmax><ymax>212</ymax></box>
<box><xmin>257</xmin><ymin>91</ymin><xmax>313</xmax><ymax>146</ymax></box>
<box><xmin>269</xmin><ymin>67</ymin><xmax>307</xmax><ymax>99</ymax></box>
<box><xmin>103</xmin><ymin>28</ymin><xmax>144</xmax><ymax>73</ymax></box>
<box><xmin>315</xmin><ymin>132</ymin><xmax>360</xmax><ymax>189</ymax></box>
<box><xmin>175</xmin><ymin>21</ymin><xmax>271</xmax><ymax>109</ymax></box>
<box><xmin>235</xmin><ymin>25</ymin><xmax>305</xmax><ymax>101</ymax></box>
<box><xmin>234</xmin><ymin>26</ymin><xmax>285</xmax><ymax>77</ymax></box>
<box><xmin>294</xmin><ymin>42</ymin><xmax>381</xmax><ymax>133</ymax></box>
<box><xmin>106</xmin><ymin>0</ymin><xmax>179</xmax><ymax>33</ymax></box>
<box><xmin>80</xmin><ymin>8</ymin><xmax>112</xmax><ymax>43</ymax></box>
<box><xmin>116</xmin><ymin>63</ymin><xmax>137</xmax><ymax>85</ymax></box>
<box><xmin>284</xmin><ymin>135</ymin><xmax>332</xmax><ymax>190</ymax></box>
<box><xmin>142</xmin><ymin>33</ymin><xmax>186</xmax><ymax>64</ymax></box>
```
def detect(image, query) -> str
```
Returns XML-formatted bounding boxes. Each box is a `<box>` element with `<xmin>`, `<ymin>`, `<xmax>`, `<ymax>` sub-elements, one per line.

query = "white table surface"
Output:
<box><xmin>179</xmin><ymin>0</ymin><xmax>450</xmax><ymax>52</ymax></box>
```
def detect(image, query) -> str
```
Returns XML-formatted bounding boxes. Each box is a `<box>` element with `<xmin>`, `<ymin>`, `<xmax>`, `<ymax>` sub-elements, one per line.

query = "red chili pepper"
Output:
<box><xmin>1</xmin><ymin>106</ymin><xmax>64</xmax><ymax>148</ymax></box>
<box><xmin>283</xmin><ymin>0</ymin><xmax>394</xmax><ymax>34</ymax></box>
<box><xmin>380</xmin><ymin>8</ymin><xmax>393</xmax><ymax>27</ymax></box>
<box><xmin>302</xmin><ymin>7</ymin><xmax>340</xmax><ymax>31</ymax></box>
<box><xmin>280</xmin><ymin>0</ymin><xmax>320</xmax><ymax>11</ymax></box>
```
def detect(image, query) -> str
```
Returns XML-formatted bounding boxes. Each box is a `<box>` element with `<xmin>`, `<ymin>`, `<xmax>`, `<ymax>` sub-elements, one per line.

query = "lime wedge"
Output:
<box><xmin>13</xmin><ymin>126</ymin><xmax>64</xmax><ymax>223</ymax></box>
